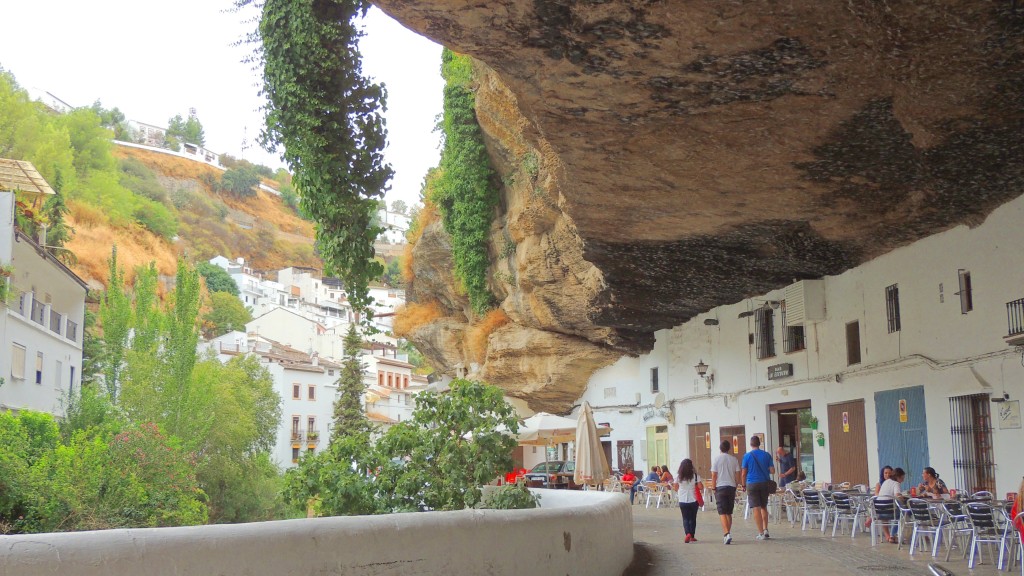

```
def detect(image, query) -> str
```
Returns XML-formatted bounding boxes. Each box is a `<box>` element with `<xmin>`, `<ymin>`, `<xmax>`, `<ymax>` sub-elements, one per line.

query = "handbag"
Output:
<box><xmin>694</xmin><ymin>477</ymin><xmax>705</xmax><ymax>507</ymax></box>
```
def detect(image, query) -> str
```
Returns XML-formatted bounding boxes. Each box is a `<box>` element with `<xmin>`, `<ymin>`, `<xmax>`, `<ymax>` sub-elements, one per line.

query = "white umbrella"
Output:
<box><xmin>573</xmin><ymin>401</ymin><xmax>611</xmax><ymax>485</ymax></box>
<box><xmin>516</xmin><ymin>412</ymin><xmax>581</xmax><ymax>446</ymax></box>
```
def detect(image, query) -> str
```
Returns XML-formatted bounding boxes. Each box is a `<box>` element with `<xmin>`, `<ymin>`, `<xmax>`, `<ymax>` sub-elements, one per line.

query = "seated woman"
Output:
<box><xmin>877</xmin><ymin>467</ymin><xmax>906</xmax><ymax>543</ymax></box>
<box><xmin>659</xmin><ymin>465</ymin><xmax>674</xmax><ymax>484</ymax></box>
<box><xmin>875</xmin><ymin>465</ymin><xmax>893</xmax><ymax>495</ymax></box>
<box><xmin>916</xmin><ymin>467</ymin><xmax>949</xmax><ymax>498</ymax></box>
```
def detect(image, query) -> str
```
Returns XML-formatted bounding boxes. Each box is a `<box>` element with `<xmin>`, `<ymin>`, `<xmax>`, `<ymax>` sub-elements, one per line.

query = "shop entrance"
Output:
<box><xmin>688</xmin><ymin>422</ymin><xmax>712</xmax><ymax>479</ymax></box>
<box><xmin>769</xmin><ymin>400</ymin><xmax>816</xmax><ymax>483</ymax></box>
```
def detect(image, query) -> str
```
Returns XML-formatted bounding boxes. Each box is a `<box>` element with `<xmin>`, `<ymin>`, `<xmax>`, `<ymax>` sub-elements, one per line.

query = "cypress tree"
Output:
<box><xmin>331</xmin><ymin>324</ymin><xmax>372</xmax><ymax>440</ymax></box>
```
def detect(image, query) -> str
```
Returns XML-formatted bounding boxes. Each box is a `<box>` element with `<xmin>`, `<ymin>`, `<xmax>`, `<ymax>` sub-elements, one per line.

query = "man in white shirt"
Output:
<box><xmin>710</xmin><ymin>439</ymin><xmax>741</xmax><ymax>544</ymax></box>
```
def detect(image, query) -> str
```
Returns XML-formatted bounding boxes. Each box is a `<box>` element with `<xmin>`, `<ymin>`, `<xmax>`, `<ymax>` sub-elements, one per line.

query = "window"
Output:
<box><xmin>387</xmin><ymin>373</ymin><xmax>393</xmax><ymax>387</ymax></box>
<box><xmin>949</xmin><ymin>394</ymin><xmax>994</xmax><ymax>493</ymax></box>
<box><xmin>754</xmin><ymin>308</ymin><xmax>776</xmax><ymax>359</ymax></box>
<box><xmin>780</xmin><ymin>302</ymin><xmax>805</xmax><ymax>353</ymax></box>
<box><xmin>66</xmin><ymin>320</ymin><xmax>78</xmax><ymax>342</ymax></box>
<box><xmin>11</xmin><ymin>344</ymin><xmax>26</xmax><ymax>380</ymax></box>
<box><xmin>378</xmin><ymin>372</ymin><xmax>384</xmax><ymax>386</ymax></box>
<box><xmin>292</xmin><ymin>384</ymin><xmax>301</xmax><ymax>399</ymax></box>
<box><xmin>957</xmin><ymin>270</ymin><xmax>973</xmax><ymax>314</ymax></box>
<box><xmin>54</xmin><ymin>360</ymin><xmax>63</xmax><ymax>387</ymax></box>
<box><xmin>70</xmin><ymin>366</ymin><xmax>76</xmax><ymax>397</ymax></box>
<box><xmin>846</xmin><ymin>321</ymin><xmax>861</xmax><ymax>365</ymax></box>
<box><xmin>291</xmin><ymin>447</ymin><xmax>300</xmax><ymax>463</ymax></box>
<box><xmin>291</xmin><ymin>416</ymin><xmax>301</xmax><ymax>435</ymax></box>
<box><xmin>650</xmin><ymin>367</ymin><xmax>659</xmax><ymax>393</ymax></box>
<box><xmin>328</xmin><ymin>369</ymin><xmax>335</xmax><ymax>376</ymax></box>
<box><xmin>35</xmin><ymin>352</ymin><xmax>44</xmax><ymax>384</ymax></box>
<box><xmin>307</xmin><ymin>416</ymin><xmax>316</xmax><ymax>433</ymax></box>
<box><xmin>885</xmin><ymin>284</ymin><xmax>901</xmax><ymax>333</ymax></box>
<box><xmin>308</xmin><ymin>385</ymin><xmax>316</xmax><ymax>400</ymax></box>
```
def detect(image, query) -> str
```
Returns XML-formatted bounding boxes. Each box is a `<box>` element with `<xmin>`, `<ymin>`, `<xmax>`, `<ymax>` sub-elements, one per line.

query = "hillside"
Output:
<box><xmin>66</xmin><ymin>146</ymin><xmax>320</xmax><ymax>286</ymax></box>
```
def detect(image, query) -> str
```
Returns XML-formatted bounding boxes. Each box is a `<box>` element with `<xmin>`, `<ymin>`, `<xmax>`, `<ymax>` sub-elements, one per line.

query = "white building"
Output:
<box><xmin>363</xmin><ymin>341</ymin><xmax>420</xmax><ymax>430</ymax></box>
<box><xmin>1</xmin><ymin>172</ymin><xmax>87</xmax><ymax>416</ymax></box>
<box><xmin>378</xmin><ymin>209</ymin><xmax>410</xmax><ymax>244</ymax></box>
<box><xmin>566</xmin><ymin>193</ymin><xmax>1024</xmax><ymax>496</ymax></box>
<box><xmin>203</xmin><ymin>331</ymin><xmax>341</xmax><ymax>468</ymax></box>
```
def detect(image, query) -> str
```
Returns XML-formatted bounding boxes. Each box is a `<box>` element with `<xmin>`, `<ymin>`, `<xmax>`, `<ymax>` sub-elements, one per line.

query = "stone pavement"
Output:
<box><xmin>624</xmin><ymin>502</ymin><xmax>1013</xmax><ymax>576</ymax></box>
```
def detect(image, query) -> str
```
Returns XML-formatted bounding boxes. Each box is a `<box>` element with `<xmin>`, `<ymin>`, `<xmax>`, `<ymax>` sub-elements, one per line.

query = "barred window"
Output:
<box><xmin>949</xmin><ymin>394</ymin><xmax>994</xmax><ymax>493</ymax></box>
<box><xmin>885</xmin><ymin>284</ymin><xmax>901</xmax><ymax>333</ymax></box>
<box><xmin>781</xmin><ymin>302</ymin><xmax>805</xmax><ymax>353</ymax></box>
<box><xmin>754</xmin><ymin>308</ymin><xmax>776</xmax><ymax>359</ymax></box>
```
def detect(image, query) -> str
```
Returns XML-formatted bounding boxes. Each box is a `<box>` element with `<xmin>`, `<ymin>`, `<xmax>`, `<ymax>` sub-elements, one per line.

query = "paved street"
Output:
<box><xmin>625</xmin><ymin>502</ymin><xmax>1012</xmax><ymax>576</ymax></box>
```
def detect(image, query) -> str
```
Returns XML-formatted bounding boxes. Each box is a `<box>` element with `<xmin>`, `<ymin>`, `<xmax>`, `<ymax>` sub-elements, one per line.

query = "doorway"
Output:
<box><xmin>688</xmin><ymin>422</ymin><xmax>712</xmax><ymax>480</ymax></box>
<box><xmin>827</xmin><ymin>400</ymin><xmax>869</xmax><ymax>486</ymax></box>
<box><xmin>770</xmin><ymin>401</ymin><xmax>816</xmax><ymax>483</ymax></box>
<box><xmin>874</xmin><ymin>386</ymin><xmax>930</xmax><ymax>492</ymax></box>
<box><xmin>719</xmin><ymin>425</ymin><xmax>747</xmax><ymax>461</ymax></box>
<box><xmin>646</xmin><ymin>425</ymin><xmax>670</xmax><ymax>471</ymax></box>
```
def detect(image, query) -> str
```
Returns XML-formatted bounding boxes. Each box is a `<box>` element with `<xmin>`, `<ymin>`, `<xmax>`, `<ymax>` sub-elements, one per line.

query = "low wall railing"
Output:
<box><xmin>0</xmin><ymin>489</ymin><xmax>633</xmax><ymax>576</ymax></box>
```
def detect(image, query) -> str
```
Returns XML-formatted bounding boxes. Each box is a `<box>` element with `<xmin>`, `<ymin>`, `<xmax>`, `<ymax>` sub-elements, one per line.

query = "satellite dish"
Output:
<box><xmin>654</xmin><ymin>392</ymin><xmax>666</xmax><ymax>409</ymax></box>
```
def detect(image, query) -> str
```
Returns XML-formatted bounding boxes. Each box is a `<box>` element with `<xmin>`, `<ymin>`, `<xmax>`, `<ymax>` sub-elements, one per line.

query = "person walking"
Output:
<box><xmin>677</xmin><ymin>458</ymin><xmax>701</xmax><ymax>543</ymax></box>
<box><xmin>711</xmin><ymin>439</ymin><xmax>740</xmax><ymax>544</ymax></box>
<box><xmin>740</xmin><ymin>435</ymin><xmax>775</xmax><ymax>540</ymax></box>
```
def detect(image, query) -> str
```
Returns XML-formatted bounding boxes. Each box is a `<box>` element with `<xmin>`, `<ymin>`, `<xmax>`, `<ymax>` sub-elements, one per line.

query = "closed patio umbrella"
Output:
<box><xmin>573</xmin><ymin>401</ymin><xmax>611</xmax><ymax>486</ymax></box>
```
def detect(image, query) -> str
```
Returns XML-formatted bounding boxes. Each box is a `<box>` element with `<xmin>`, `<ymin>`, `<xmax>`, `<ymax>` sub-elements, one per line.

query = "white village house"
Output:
<box><xmin>562</xmin><ymin>192</ymin><xmax>1024</xmax><ymax>496</ymax></box>
<box><xmin>0</xmin><ymin>162</ymin><xmax>87</xmax><ymax>416</ymax></box>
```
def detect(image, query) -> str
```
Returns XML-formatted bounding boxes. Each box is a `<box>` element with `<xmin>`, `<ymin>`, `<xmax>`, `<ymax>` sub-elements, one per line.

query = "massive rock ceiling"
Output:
<box><xmin>380</xmin><ymin>0</ymin><xmax>1024</xmax><ymax>411</ymax></box>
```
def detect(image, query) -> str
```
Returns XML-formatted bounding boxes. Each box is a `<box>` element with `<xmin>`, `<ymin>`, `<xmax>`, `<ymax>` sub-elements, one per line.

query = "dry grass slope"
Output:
<box><xmin>393</xmin><ymin>300</ymin><xmax>444</xmax><ymax>338</ymax></box>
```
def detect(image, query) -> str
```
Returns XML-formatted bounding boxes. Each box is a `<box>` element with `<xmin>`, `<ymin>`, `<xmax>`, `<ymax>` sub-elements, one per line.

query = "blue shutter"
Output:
<box><xmin>873</xmin><ymin>386</ymin><xmax>929</xmax><ymax>491</ymax></box>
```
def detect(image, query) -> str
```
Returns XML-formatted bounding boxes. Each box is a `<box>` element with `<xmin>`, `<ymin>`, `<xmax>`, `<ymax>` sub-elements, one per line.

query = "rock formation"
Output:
<box><xmin>389</xmin><ymin>1</ymin><xmax>1024</xmax><ymax>412</ymax></box>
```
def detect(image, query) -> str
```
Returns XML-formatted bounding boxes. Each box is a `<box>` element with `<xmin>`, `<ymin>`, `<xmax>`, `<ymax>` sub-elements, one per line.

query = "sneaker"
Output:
<box><xmin>685</xmin><ymin>534</ymin><xmax>692</xmax><ymax>543</ymax></box>
<box><xmin>724</xmin><ymin>533</ymin><xmax>732</xmax><ymax>545</ymax></box>
<box><xmin>762</xmin><ymin>531</ymin><xmax>770</xmax><ymax>540</ymax></box>
<box><xmin>690</xmin><ymin>536</ymin><xmax>697</xmax><ymax>542</ymax></box>
<box><xmin>755</xmin><ymin>533</ymin><xmax>765</xmax><ymax>540</ymax></box>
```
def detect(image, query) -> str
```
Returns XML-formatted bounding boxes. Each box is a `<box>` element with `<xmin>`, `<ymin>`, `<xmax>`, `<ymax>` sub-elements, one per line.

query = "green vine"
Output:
<box><xmin>255</xmin><ymin>0</ymin><xmax>392</xmax><ymax>315</ymax></box>
<box><xmin>0</xmin><ymin>264</ymin><xmax>12</xmax><ymax>305</ymax></box>
<box><xmin>431</xmin><ymin>49</ymin><xmax>499</xmax><ymax>315</ymax></box>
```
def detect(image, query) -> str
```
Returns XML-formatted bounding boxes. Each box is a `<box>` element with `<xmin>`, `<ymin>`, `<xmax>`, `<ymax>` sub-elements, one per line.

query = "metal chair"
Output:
<box><xmin>801</xmin><ymin>489</ymin><xmax>827</xmax><ymax>531</ymax></box>
<box><xmin>782</xmin><ymin>488</ymin><xmax>801</xmax><ymax>526</ymax></box>
<box><xmin>831</xmin><ymin>491</ymin><xmax>863</xmax><ymax>538</ymax></box>
<box><xmin>896</xmin><ymin>496</ymin><xmax>914</xmax><ymax>549</ymax></box>
<box><xmin>907</xmin><ymin>498</ymin><xmax>947</xmax><ymax>557</ymax></box>
<box><xmin>820</xmin><ymin>490</ymin><xmax>837</xmax><ymax>533</ymax></box>
<box><xmin>971</xmin><ymin>491</ymin><xmax>995</xmax><ymax>501</ymax></box>
<box><xmin>644</xmin><ymin>482</ymin><xmax>671</xmax><ymax>509</ymax></box>
<box><xmin>966</xmin><ymin>501</ymin><xmax>1013</xmax><ymax>569</ymax></box>
<box><xmin>938</xmin><ymin>500</ymin><xmax>974</xmax><ymax>562</ymax></box>
<box><xmin>868</xmin><ymin>496</ymin><xmax>901</xmax><ymax>546</ymax></box>
<box><xmin>1009</xmin><ymin>510</ymin><xmax>1023</xmax><ymax>576</ymax></box>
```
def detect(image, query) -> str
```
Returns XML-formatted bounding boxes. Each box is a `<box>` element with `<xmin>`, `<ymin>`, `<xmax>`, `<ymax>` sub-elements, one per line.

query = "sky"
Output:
<box><xmin>0</xmin><ymin>1</ymin><xmax>443</xmax><ymax>210</ymax></box>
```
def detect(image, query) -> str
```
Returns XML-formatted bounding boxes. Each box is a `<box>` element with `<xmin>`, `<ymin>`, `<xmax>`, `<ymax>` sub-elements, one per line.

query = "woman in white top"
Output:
<box><xmin>676</xmin><ymin>458</ymin><xmax>701</xmax><ymax>543</ymax></box>
<box><xmin>877</xmin><ymin>467</ymin><xmax>906</xmax><ymax>543</ymax></box>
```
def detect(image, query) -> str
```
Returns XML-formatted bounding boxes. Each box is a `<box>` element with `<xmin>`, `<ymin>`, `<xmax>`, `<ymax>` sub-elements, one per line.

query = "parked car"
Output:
<box><xmin>524</xmin><ymin>461</ymin><xmax>580</xmax><ymax>488</ymax></box>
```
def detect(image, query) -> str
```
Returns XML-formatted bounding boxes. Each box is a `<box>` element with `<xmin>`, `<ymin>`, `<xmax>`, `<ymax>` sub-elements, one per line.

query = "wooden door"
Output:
<box><xmin>688</xmin><ymin>422</ymin><xmax>712</xmax><ymax>480</ymax></box>
<box><xmin>827</xmin><ymin>399</ymin><xmax>869</xmax><ymax>486</ymax></box>
<box><xmin>616</xmin><ymin>440</ymin><xmax>634</xmax><ymax>473</ymax></box>
<box><xmin>719</xmin><ymin>425</ymin><xmax>747</xmax><ymax>461</ymax></box>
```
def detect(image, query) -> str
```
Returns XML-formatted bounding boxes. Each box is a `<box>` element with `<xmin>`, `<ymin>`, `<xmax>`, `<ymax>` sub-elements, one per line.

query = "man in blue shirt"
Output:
<box><xmin>740</xmin><ymin>435</ymin><xmax>775</xmax><ymax>540</ymax></box>
<box><xmin>643</xmin><ymin>466</ymin><xmax>661</xmax><ymax>483</ymax></box>
<box><xmin>775</xmin><ymin>446</ymin><xmax>797</xmax><ymax>488</ymax></box>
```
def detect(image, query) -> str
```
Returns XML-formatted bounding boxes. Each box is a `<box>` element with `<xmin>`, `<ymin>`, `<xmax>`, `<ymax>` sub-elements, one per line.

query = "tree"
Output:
<box><xmin>41</xmin><ymin>178</ymin><xmax>75</xmax><ymax>265</ymax></box>
<box><xmin>374</xmin><ymin>379</ymin><xmax>518</xmax><ymax>512</ymax></box>
<box><xmin>98</xmin><ymin>247</ymin><xmax>131</xmax><ymax>402</ymax></box>
<box><xmin>381</xmin><ymin>258</ymin><xmax>402</xmax><ymax>288</ymax></box>
<box><xmin>89</xmin><ymin>100</ymin><xmax>129</xmax><ymax>141</ymax></box>
<box><xmin>219</xmin><ymin>165</ymin><xmax>261</xmax><ymax>197</ymax></box>
<box><xmin>166</xmin><ymin>112</ymin><xmax>205</xmax><ymax>147</ymax></box>
<box><xmin>257</xmin><ymin>0</ymin><xmax>392</xmax><ymax>316</ymax></box>
<box><xmin>331</xmin><ymin>324</ymin><xmax>372</xmax><ymax>439</ymax></box>
<box><xmin>390</xmin><ymin>199</ymin><xmax>407</xmax><ymax>215</ymax></box>
<box><xmin>196</xmin><ymin>262</ymin><xmax>240</xmax><ymax>295</ymax></box>
<box><xmin>203</xmin><ymin>291</ymin><xmax>253</xmax><ymax>338</ymax></box>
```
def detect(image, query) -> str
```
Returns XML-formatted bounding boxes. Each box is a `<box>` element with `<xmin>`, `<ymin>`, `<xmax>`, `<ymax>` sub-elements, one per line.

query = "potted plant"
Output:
<box><xmin>815</xmin><ymin>431</ymin><xmax>825</xmax><ymax>447</ymax></box>
<box><xmin>808</xmin><ymin>415</ymin><xmax>819</xmax><ymax>430</ymax></box>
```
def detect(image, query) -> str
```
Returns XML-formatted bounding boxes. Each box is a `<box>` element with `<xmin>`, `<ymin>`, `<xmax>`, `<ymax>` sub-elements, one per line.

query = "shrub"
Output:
<box><xmin>219</xmin><ymin>166</ymin><xmax>261</xmax><ymax>197</ymax></box>
<box><xmin>393</xmin><ymin>301</ymin><xmax>444</xmax><ymax>337</ymax></box>
<box><xmin>481</xmin><ymin>482</ymin><xmax>541</xmax><ymax>510</ymax></box>
<box><xmin>466</xmin><ymin>308</ymin><xmax>509</xmax><ymax>363</ymax></box>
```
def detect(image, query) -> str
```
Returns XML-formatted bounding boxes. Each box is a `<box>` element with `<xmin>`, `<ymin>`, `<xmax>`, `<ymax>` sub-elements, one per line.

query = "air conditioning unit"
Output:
<box><xmin>784</xmin><ymin>280</ymin><xmax>826</xmax><ymax>326</ymax></box>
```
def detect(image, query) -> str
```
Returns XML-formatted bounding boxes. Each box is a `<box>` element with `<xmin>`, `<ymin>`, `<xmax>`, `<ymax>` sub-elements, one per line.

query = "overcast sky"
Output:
<box><xmin>0</xmin><ymin>1</ymin><xmax>443</xmax><ymax>209</ymax></box>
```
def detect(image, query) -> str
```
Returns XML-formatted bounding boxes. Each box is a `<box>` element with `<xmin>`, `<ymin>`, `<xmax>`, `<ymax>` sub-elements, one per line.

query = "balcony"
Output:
<box><xmin>1006</xmin><ymin>298</ymin><xmax>1024</xmax><ymax>346</ymax></box>
<box><xmin>290</xmin><ymin>430</ymin><xmax>304</xmax><ymax>443</ymax></box>
<box><xmin>306</xmin><ymin>430</ymin><xmax>321</xmax><ymax>445</ymax></box>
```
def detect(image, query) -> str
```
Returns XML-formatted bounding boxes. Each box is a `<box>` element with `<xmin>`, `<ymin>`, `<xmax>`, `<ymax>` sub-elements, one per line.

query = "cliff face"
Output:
<box><xmin>391</xmin><ymin>1</ymin><xmax>1024</xmax><ymax>412</ymax></box>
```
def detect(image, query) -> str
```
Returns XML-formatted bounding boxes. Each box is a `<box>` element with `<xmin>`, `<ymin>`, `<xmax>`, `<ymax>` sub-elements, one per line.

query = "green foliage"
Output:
<box><xmin>196</xmin><ymin>262</ymin><xmax>241</xmax><ymax>295</ymax></box>
<box><xmin>57</xmin><ymin>108</ymin><xmax>116</xmax><ymax>176</ymax></box>
<box><xmin>390</xmin><ymin>199</ymin><xmax>408</xmax><ymax>215</ymax></box>
<box><xmin>331</xmin><ymin>324</ymin><xmax>372</xmax><ymax>438</ymax></box>
<box><xmin>166</xmin><ymin>113</ymin><xmax>206</xmax><ymax>147</ymax></box>
<box><xmin>203</xmin><ymin>291</ymin><xmax>252</xmax><ymax>338</ymax></box>
<box><xmin>219</xmin><ymin>165</ymin><xmax>261</xmax><ymax>197</ymax></box>
<box><xmin>99</xmin><ymin>247</ymin><xmax>132</xmax><ymax>402</ymax></box>
<box><xmin>119</xmin><ymin>156</ymin><xmax>170</xmax><ymax>203</ymax></box>
<box><xmin>375</xmin><ymin>379</ymin><xmax>518</xmax><ymax>511</ymax></box>
<box><xmin>283</xmin><ymin>431</ymin><xmax>383</xmax><ymax>517</ymax></box>
<box><xmin>480</xmin><ymin>482</ymin><xmax>541</xmax><ymax>509</ymax></box>
<box><xmin>432</xmin><ymin>49</ymin><xmax>499</xmax><ymax>315</ymax></box>
<box><xmin>257</xmin><ymin>0</ymin><xmax>392</xmax><ymax>316</ymax></box>
<box><xmin>89</xmin><ymin>100</ymin><xmax>129</xmax><ymax>141</ymax></box>
<box><xmin>381</xmin><ymin>257</ymin><xmax>402</xmax><ymax>288</ymax></box>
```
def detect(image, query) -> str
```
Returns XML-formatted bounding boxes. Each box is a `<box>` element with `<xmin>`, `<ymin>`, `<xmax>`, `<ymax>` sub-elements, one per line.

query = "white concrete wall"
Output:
<box><xmin>0</xmin><ymin>489</ymin><xmax>633</xmax><ymax>576</ymax></box>
<box><xmin>578</xmin><ymin>193</ymin><xmax>1024</xmax><ymax>494</ymax></box>
<box><xmin>268</xmin><ymin>361</ymin><xmax>337</xmax><ymax>469</ymax></box>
